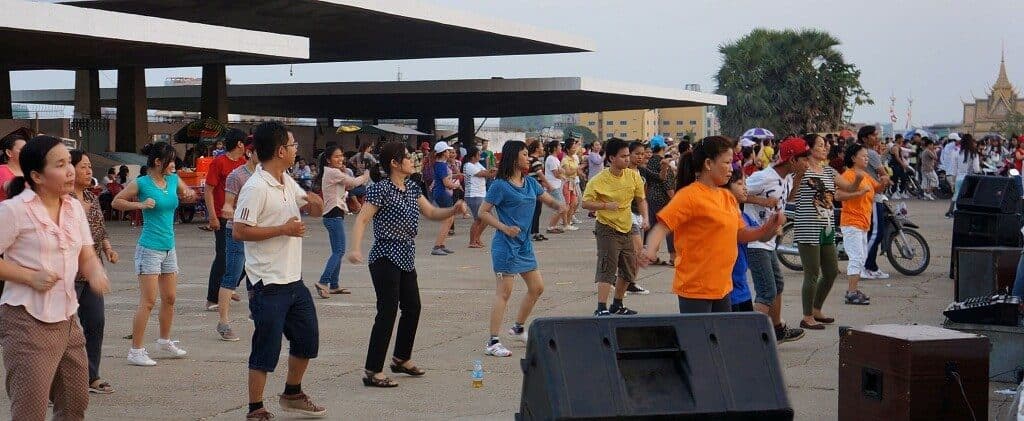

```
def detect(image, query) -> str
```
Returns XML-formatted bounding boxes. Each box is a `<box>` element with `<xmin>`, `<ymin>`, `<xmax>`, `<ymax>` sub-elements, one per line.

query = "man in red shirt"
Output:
<box><xmin>204</xmin><ymin>129</ymin><xmax>248</xmax><ymax>310</ymax></box>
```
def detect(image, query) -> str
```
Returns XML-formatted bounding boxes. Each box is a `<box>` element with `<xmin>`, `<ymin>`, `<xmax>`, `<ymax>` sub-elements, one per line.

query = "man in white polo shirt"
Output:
<box><xmin>233</xmin><ymin>122</ymin><xmax>325</xmax><ymax>421</ymax></box>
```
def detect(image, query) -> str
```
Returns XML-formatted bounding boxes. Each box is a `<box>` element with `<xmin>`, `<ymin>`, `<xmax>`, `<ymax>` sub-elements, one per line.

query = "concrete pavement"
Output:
<box><xmin>0</xmin><ymin>199</ymin><xmax>1017</xmax><ymax>420</ymax></box>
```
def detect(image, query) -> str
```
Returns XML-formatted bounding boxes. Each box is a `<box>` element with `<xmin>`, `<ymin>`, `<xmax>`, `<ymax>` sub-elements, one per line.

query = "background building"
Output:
<box><xmin>577</xmin><ymin>84</ymin><xmax>717</xmax><ymax>141</ymax></box>
<box><xmin>960</xmin><ymin>54</ymin><xmax>1023</xmax><ymax>135</ymax></box>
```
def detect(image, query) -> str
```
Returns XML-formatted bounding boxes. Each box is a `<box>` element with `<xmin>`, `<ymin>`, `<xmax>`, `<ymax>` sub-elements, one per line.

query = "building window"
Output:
<box><xmin>662</xmin><ymin>132</ymin><xmax>669</xmax><ymax>137</ymax></box>
<box><xmin>606</xmin><ymin>121</ymin><xmax>613</xmax><ymax>126</ymax></box>
<box><xmin>606</xmin><ymin>133</ymin><xmax>613</xmax><ymax>138</ymax></box>
<box><xmin>588</xmin><ymin>121</ymin><xmax>596</xmax><ymax>126</ymax></box>
<box><xmin>619</xmin><ymin>120</ymin><xmax>627</xmax><ymax>125</ymax></box>
<box><xmin>620</xmin><ymin>132</ymin><xmax>628</xmax><ymax>137</ymax></box>
<box><xmin>663</xmin><ymin>120</ymin><xmax>670</xmax><ymax>125</ymax></box>
<box><xmin>676</xmin><ymin>120</ymin><xmax>684</xmax><ymax>125</ymax></box>
<box><xmin>676</xmin><ymin>132</ymin><xmax>686</xmax><ymax>137</ymax></box>
<box><xmin>689</xmin><ymin>120</ymin><xmax>698</xmax><ymax>125</ymax></box>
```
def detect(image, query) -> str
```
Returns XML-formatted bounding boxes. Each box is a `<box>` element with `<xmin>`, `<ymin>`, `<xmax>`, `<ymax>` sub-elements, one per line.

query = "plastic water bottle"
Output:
<box><xmin>472</xmin><ymin>360</ymin><xmax>484</xmax><ymax>388</ymax></box>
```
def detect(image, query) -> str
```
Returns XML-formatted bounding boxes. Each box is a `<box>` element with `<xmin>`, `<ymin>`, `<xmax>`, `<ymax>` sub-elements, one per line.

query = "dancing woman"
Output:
<box><xmin>348</xmin><ymin>142</ymin><xmax>467</xmax><ymax>387</ymax></box>
<box><xmin>478</xmin><ymin>141</ymin><xmax>565</xmax><ymax>357</ymax></box>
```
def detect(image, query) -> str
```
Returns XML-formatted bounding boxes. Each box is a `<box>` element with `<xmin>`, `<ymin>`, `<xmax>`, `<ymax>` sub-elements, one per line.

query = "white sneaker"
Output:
<box><xmin>484</xmin><ymin>342</ymin><xmax>512</xmax><ymax>357</ymax></box>
<box><xmin>861</xmin><ymin>270</ymin><xmax>889</xmax><ymax>280</ymax></box>
<box><xmin>571</xmin><ymin>216</ymin><xmax>582</xmax><ymax>225</ymax></box>
<box><xmin>155</xmin><ymin>339</ymin><xmax>187</xmax><ymax>358</ymax></box>
<box><xmin>127</xmin><ymin>348</ymin><xmax>157</xmax><ymax>366</ymax></box>
<box><xmin>508</xmin><ymin>327</ymin><xmax>528</xmax><ymax>343</ymax></box>
<box><xmin>870</xmin><ymin>270</ymin><xmax>891</xmax><ymax>279</ymax></box>
<box><xmin>564</xmin><ymin>224</ymin><xmax>580</xmax><ymax>231</ymax></box>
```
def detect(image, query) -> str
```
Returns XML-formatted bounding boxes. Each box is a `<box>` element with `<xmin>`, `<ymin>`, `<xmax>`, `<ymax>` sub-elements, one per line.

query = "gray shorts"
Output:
<box><xmin>746</xmin><ymin>248</ymin><xmax>783</xmax><ymax>306</ymax></box>
<box><xmin>466</xmin><ymin>196</ymin><xmax>484</xmax><ymax>218</ymax></box>
<box><xmin>134</xmin><ymin>245</ymin><xmax>179</xmax><ymax>275</ymax></box>
<box><xmin>548</xmin><ymin>187</ymin><xmax>565</xmax><ymax>204</ymax></box>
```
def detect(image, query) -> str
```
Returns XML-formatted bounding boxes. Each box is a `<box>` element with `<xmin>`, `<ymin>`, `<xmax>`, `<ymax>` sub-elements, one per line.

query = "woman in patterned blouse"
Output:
<box><xmin>348</xmin><ymin>142</ymin><xmax>467</xmax><ymax>388</ymax></box>
<box><xmin>69</xmin><ymin>150</ymin><xmax>120</xmax><ymax>394</ymax></box>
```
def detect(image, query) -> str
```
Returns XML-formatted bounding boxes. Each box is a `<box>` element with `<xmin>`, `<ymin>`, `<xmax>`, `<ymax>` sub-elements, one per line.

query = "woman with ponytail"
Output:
<box><xmin>0</xmin><ymin>136</ymin><xmax>110</xmax><ymax>419</ymax></box>
<box><xmin>314</xmin><ymin>145</ymin><xmax>370</xmax><ymax>298</ymax></box>
<box><xmin>113</xmin><ymin>142</ymin><xmax>197</xmax><ymax>366</ymax></box>
<box><xmin>643</xmin><ymin>136</ymin><xmax>784</xmax><ymax>313</ymax></box>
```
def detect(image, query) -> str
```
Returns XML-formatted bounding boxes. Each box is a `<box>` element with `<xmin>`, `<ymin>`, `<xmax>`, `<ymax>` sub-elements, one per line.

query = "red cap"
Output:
<box><xmin>777</xmin><ymin>137</ymin><xmax>810</xmax><ymax>164</ymax></box>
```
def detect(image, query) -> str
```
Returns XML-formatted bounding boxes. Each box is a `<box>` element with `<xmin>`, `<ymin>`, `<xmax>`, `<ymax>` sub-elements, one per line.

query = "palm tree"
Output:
<box><xmin>715</xmin><ymin>29</ymin><xmax>872</xmax><ymax>137</ymax></box>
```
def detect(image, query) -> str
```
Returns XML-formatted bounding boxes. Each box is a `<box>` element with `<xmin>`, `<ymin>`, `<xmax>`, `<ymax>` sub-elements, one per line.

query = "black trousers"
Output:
<box><xmin>207</xmin><ymin>218</ymin><xmax>228</xmax><ymax>304</ymax></box>
<box><xmin>74</xmin><ymin>281</ymin><xmax>104</xmax><ymax>382</ymax></box>
<box><xmin>364</xmin><ymin>259</ymin><xmax>421</xmax><ymax>373</ymax></box>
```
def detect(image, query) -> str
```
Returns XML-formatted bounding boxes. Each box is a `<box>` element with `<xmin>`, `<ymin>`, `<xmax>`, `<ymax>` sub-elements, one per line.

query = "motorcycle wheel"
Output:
<box><xmin>885</xmin><ymin>228</ymin><xmax>930</xmax><ymax>276</ymax></box>
<box><xmin>776</xmin><ymin>223</ymin><xmax>804</xmax><ymax>271</ymax></box>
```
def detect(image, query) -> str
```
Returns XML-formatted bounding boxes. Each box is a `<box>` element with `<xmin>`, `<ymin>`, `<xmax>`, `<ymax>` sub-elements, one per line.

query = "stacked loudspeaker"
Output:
<box><xmin>951</xmin><ymin>175</ymin><xmax>1024</xmax><ymax>277</ymax></box>
<box><xmin>516</xmin><ymin>314</ymin><xmax>793</xmax><ymax>420</ymax></box>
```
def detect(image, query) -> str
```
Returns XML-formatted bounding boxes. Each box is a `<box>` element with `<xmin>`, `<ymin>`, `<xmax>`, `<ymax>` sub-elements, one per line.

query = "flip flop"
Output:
<box><xmin>198</xmin><ymin>225</ymin><xmax>213</xmax><ymax>232</ymax></box>
<box><xmin>653</xmin><ymin>258</ymin><xmax>673</xmax><ymax>267</ymax></box>
<box><xmin>329</xmin><ymin>288</ymin><xmax>351</xmax><ymax>295</ymax></box>
<box><xmin>468</xmin><ymin>243</ymin><xmax>484</xmax><ymax>249</ymax></box>
<box><xmin>314</xmin><ymin>283</ymin><xmax>331</xmax><ymax>299</ymax></box>
<box><xmin>230</xmin><ymin>292</ymin><xmax>241</xmax><ymax>302</ymax></box>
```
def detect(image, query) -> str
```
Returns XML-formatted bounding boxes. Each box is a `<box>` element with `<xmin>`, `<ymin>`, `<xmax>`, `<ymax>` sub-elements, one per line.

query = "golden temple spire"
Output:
<box><xmin>993</xmin><ymin>45</ymin><xmax>1014</xmax><ymax>92</ymax></box>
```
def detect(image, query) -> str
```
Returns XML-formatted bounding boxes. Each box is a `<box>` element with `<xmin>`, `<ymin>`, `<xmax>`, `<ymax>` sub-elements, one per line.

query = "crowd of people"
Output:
<box><xmin>0</xmin><ymin>118</ymin><xmax>1015</xmax><ymax>420</ymax></box>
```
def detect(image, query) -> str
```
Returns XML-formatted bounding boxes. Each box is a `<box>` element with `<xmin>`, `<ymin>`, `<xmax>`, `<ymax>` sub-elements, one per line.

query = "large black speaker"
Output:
<box><xmin>956</xmin><ymin>175</ymin><xmax>1023</xmax><ymax>214</ymax></box>
<box><xmin>950</xmin><ymin>210</ymin><xmax>1022</xmax><ymax>278</ymax></box>
<box><xmin>517</xmin><ymin>314</ymin><xmax>793</xmax><ymax>420</ymax></box>
<box><xmin>955</xmin><ymin>247</ymin><xmax>1021</xmax><ymax>300</ymax></box>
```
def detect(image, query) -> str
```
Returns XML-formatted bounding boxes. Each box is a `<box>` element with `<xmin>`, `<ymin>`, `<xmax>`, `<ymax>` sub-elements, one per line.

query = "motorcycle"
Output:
<box><xmin>775</xmin><ymin>195</ymin><xmax>931</xmax><ymax>276</ymax></box>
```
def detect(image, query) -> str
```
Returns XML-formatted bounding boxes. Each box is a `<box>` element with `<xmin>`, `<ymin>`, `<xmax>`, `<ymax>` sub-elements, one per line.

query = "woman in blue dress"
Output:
<box><xmin>478</xmin><ymin>141</ymin><xmax>565</xmax><ymax>357</ymax></box>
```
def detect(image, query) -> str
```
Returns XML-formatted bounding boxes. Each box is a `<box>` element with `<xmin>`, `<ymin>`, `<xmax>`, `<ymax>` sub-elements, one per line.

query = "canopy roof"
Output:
<box><xmin>62</xmin><ymin>0</ymin><xmax>591</xmax><ymax>63</ymax></box>
<box><xmin>3</xmin><ymin>0</ymin><xmax>309</xmax><ymax>70</ymax></box>
<box><xmin>13</xmin><ymin>77</ymin><xmax>727</xmax><ymax>119</ymax></box>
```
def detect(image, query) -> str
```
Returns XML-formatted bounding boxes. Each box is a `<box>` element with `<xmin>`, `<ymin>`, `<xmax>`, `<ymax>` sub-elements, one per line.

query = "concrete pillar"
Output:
<box><xmin>416</xmin><ymin>117</ymin><xmax>435</xmax><ymax>138</ymax></box>
<box><xmin>201</xmin><ymin>64</ymin><xmax>228</xmax><ymax>122</ymax></box>
<box><xmin>0</xmin><ymin>69</ymin><xmax>11</xmax><ymax>120</ymax></box>
<box><xmin>116</xmin><ymin>67</ymin><xmax>148</xmax><ymax>152</ymax></box>
<box><xmin>74</xmin><ymin>69</ymin><xmax>100</xmax><ymax>119</ymax></box>
<box><xmin>458</xmin><ymin>117</ymin><xmax>475</xmax><ymax>146</ymax></box>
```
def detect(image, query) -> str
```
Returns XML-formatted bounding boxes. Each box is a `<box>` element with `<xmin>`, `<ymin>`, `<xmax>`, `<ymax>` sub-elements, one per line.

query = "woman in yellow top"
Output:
<box><xmin>643</xmin><ymin>136</ymin><xmax>784</xmax><ymax>313</ymax></box>
<box><xmin>559</xmin><ymin>139</ymin><xmax>582</xmax><ymax>230</ymax></box>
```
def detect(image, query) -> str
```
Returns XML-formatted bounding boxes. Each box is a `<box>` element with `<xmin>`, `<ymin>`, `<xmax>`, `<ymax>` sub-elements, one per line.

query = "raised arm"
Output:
<box><xmin>112</xmin><ymin>180</ymin><xmax>151</xmax><ymax>211</ymax></box>
<box><xmin>417</xmin><ymin>195</ymin><xmax>467</xmax><ymax>221</ymax></box>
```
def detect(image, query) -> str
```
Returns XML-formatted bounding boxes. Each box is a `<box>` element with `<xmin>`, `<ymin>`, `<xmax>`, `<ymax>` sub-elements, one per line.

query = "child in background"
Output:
<box><xmin>724</xmin><ymin>171</ymin><xmax>758</xmax><ymax>311</ymax></box>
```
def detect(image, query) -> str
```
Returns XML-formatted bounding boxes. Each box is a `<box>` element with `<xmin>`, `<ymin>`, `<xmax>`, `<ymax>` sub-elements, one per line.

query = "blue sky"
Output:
<box><xmin>12</xmin><ymin>0</ymin><xmax>1024</xmax><ymax>126</ymax></box>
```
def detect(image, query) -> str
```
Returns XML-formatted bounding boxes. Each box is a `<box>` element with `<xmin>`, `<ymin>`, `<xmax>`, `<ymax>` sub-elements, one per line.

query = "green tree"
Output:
<box><xmin>566</xmin><ymin>125</ymin><xmax>597</xmax><ymax>144</ymax></box>
<box><xmin>993</xmin><ymin>111</ymin><xmax>1024</xmax><ymax>140</ymax></box>
<box><xmin>714</xmin><ymin>29</ymin><xmax>872</xmax><ymax>137</ymax></box>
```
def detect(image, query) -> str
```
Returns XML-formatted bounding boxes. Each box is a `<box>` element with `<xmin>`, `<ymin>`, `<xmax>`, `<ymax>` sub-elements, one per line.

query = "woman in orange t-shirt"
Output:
<box><xmin>643</xmin><ymin>136</ymin><xmax>784</xmax><ymax>314</ymax></box>
<box><xmin>838</xmin><ymin>143</ymin><xmax>887</xmax><ymax>305</ymax></box>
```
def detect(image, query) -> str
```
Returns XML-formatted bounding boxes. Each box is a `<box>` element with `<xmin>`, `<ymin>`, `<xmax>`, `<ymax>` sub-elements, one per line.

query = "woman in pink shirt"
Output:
<box><xmin>0</xmin><ymin>135</ymin><xmax>110</xmax><ymax>420</ymax></box>
<box><xmin>0</xmin><ymin>130</ymin><xmax>27</xmax><ymax>200</ymax></box>
<box><xmin>315</xmin><ymin>145</ymin><xmax>369</xmax><ymax>298</ymax></box>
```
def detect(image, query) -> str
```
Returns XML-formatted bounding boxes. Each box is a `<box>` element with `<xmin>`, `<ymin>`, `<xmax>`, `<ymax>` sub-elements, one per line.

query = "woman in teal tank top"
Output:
<box><xmin>112</xmin><ymin>142</ymin><xmax>197</xmax><ymax>367</ymax></box>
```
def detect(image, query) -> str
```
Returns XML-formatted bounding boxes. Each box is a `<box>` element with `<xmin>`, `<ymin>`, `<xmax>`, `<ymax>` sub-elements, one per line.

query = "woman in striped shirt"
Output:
<box><xmin>794</xmin><ymin>133</ymin><xmax>867</xmax><ymax>329</ymax></box>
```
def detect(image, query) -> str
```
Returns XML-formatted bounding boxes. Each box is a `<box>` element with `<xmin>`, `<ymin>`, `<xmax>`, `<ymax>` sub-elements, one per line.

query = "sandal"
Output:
<box><xmin>89</xmin><ymin>379</ymin><xmax>114</xmax><ymax>394</ymax></box>
<box><xmin>314</xmin><ymin>284</ymin><xmax>331</xmax><ymax>299</ymax></box>
<box><xmin>652</xmin><ymin>258</ymin><xmax>673</xmax><ymax>267</ymax></box>
<box><xmin>329</xmin><ymin>288</ymin><xmax>351</xmax><ymax>295</ymax></box>
<box><xmin>799</xmin><ymin>320</ymin><xmax>826</xmax><ymax>330</ymax></box>
<box><xmin>813</xmin><ymin>316</ymin><xmax>835</xmax><ymax>324</ymax></box>
<box><xmin>468</xmin><ymin>243</ymin><xmax>484</xmax><ymax>249</ymax></box>
<box><xmin>362</xmin><ymin>371</ymin><xmax>398</xmax><ymax>388</ymax></box>
<box><xmin>390</xmin><ymin>359</ymin><xmax>426</xmax><ymax>376</ymax></box>
<box><xmin>231</xmin><ymin>292</ymin><xmax>241</xmax><ymax>302</ymax></box>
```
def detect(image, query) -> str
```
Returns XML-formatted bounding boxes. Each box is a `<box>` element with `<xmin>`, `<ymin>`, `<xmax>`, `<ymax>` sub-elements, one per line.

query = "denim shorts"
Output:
<box><xmin>466</xmin><ymin>196</ymin><xmax>484</xmax><ymax>218</ymax></box>
<box><xmin>434</xmin><ymin>192</ymin><xmax>454</xmax><ymax>208</ymax></box>
<box><xmin>248</xmin><ymin>280</ymin><xmax>319</xmax><ymax>372</ymax></box>
<box><xmin>548</xmin><ymin>187</ymin><xmax>565</xmax><ymax>204</ymax></box>
<box><xmin>746</xmin><ymin>248</ymin><xmax>784</xmax><ymax>306</ymax></box>
<box><xmin>134</xmin><ymin>245</ymin><xmax>179</xmax><ymax>275</ymax></box>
